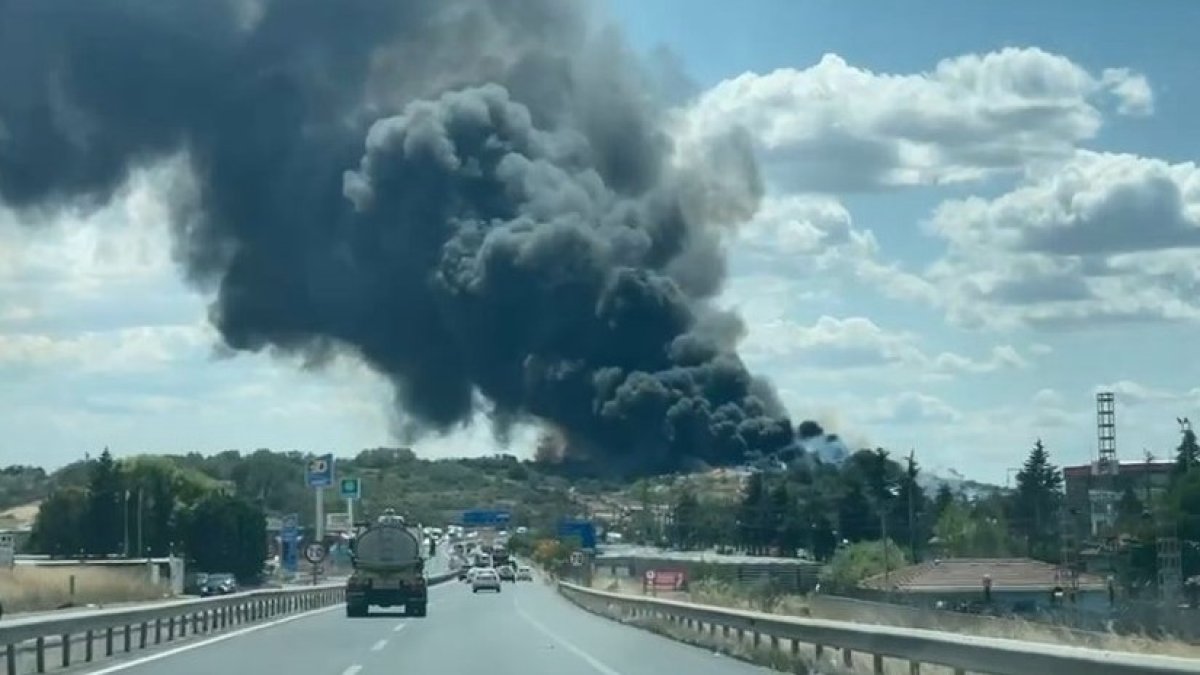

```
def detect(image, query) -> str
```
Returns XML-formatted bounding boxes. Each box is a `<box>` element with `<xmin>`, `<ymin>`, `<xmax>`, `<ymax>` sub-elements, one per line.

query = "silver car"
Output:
<box><xmin>471</xmin><ymin>568</ymin><xmax>501</xmax><ymax>593</ymax></box>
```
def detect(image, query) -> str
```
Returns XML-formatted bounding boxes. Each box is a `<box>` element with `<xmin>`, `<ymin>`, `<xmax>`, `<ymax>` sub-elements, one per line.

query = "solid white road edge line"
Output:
<box><xmin>515</xmin><ymin>599</ymin><xmax>624</xmax><ymax>675</ymax></box>
<box><xmin>83</xmin><ymin>604</ymin><xmax>341</xmax><ymax>674</ymax></box>
<box><xmin>82</xmin><ymin>580</ymin><xmax>453</xmax><ymax>673</ymax></box>
<box><xmin>342</xmin><ymin>666</ymin><xmax>363</xmax><ymax>675</ymax></box>
<box><xmin>370</xmin><ymin>639</ymin><xmax>388</xmax><ymax>651</ymax></box>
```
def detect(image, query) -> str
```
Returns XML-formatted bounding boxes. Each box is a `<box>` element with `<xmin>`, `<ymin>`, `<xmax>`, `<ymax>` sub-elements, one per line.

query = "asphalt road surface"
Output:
<box><xmin>75</xmin><ymin>577</ymin><xmax>775</xmax><ymax>675</ymax></box>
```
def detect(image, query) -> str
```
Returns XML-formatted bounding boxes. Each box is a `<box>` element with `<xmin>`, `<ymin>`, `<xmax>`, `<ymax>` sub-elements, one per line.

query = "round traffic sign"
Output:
<box><xmin>644</xmin><ymin>570</ymin><xmax>656</xmax><ymax>581</ymax></box>
<box><xmin>304</xmin><ymin>543</ymin><xmax>327</xmax><ymax>564</ymax></box>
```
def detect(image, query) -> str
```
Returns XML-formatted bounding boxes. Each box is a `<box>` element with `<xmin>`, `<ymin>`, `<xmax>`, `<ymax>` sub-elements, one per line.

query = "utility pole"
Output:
<box><xmin>123</xmin><ymin>490</ymin><xmax>131</xmax><ymax>558</ymax></box>
<box><xmin>1144</xmin><ymin>449</ymin><xmax>1154</xmax><ymax>506</ymax></box>
<box><xmin>881</xmin><ymin>511</ymin><xmax>890</xmax><ymax>589</ymax></box>
<box><xmin>880</xmin><ymin>484</ymin><xmax>899</xmax><ymax>590</ymax></box>
<box><xmin>907</xmin><ymin>450</ymin><xmax>917</xmax><ymax>563</ymax></box>
<box><xmin>136</xmin><ymin>488</ymin><xmax>144</xmax><ymax>558</ymax></box>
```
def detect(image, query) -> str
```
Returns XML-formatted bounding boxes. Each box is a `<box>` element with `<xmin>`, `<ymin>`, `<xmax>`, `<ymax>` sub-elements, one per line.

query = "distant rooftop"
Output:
<box><xmin>596</xmin><ymin>544</ymin><xmax>818</xmax><ymax>566</ymax></box>
<box><xmin>860</xmin><ymin>557</ymin><xmax>1107</xmax><ymax>593</ymax></box>
<box><xmin>1064</xmin><ymin>458</ymin><xmax>1173</xmax><ymax>474</ymax></box>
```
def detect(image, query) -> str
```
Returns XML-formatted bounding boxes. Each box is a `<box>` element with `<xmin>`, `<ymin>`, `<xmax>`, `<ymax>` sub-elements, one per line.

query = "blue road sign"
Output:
<box><xmin>280</xmin><ymin>512</ymin><xmax>301</xmax><ymax>573</ymax></box>
<box><xmin>557</xmin><ymin>520</ymin><xmax>597</xmax><ymax>550</ymax></box>
<box><xmin>460</xmin><ymin>509</ymin><xmax>511</xmax><ymax>527</ymax></box>
<box><xmin>305</xmin><ymin>454</ymin><xmax>335</xmax><ymax>488</ymax></box>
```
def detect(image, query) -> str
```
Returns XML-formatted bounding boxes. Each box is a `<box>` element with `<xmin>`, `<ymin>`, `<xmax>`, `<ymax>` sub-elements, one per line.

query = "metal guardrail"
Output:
<box><xmin>0</xmin><ymin>571</ymin><xmax>458</xmax><ymax>675</ymax></box>
<box><xmin>558</xmin><ymin>582</ymin><xmax>1200</xmax><ymax>675</ymax></box>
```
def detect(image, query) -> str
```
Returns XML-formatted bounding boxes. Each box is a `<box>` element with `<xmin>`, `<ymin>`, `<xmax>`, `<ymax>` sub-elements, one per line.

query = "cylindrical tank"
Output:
<box><xmin>354</xmin><ymin>525</ymin><xmax>421</xmax><ymax>566</ymax></box>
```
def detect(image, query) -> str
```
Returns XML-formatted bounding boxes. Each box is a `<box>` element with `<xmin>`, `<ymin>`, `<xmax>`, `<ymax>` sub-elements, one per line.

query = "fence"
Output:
<box><xmin>595</xmin><ymin>553</ymin><xmax>820</xmax><ymax>593</ymax></box>
<box><xmin>831</xmin><ymin>587</ymin><xmax>1200</xmax><ymax>644</ymax></box>
<box><xmin>0</xmin><ymin>571</ymin><xmax>458</xmax><ymax>675</ymax></box>
<box><xmin>557</xmin><ymin>582</ymin><xmax>1200</xmax><ymax>675</ymax></box>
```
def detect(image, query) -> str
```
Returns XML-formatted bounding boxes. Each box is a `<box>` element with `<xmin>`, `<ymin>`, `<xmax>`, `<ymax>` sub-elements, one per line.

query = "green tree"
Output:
<box><xmin>896</xmin><ymin>452</ymin><xmax>928</xmax><ymax>561</ymax></box>
<box><xmin>737</xmin><ymin>472</ymin><xmax>769</xmax><ymax>553</ymax></box>
<box><xmin>934</xmin><ymin>500</ymin><xmax>1016</xmax><ymax>557</ymax></box>
<box><xmin>30</xmin><ymin>487</ymin><xmax>89</xmax><ymax>556</ymax></box>
<box><xmin>934</xmin><ymin>483</ymin><xmax>955</xmax><ymax>517</ymax></box>
<box><xmin>811</xmin><ymin>515</ymin><xmax>837</xmax><ymax>561</ymax></box>
<box><xmin>181</xmin><ymin>493</ymin><xmax>267</xmax><ymax>583</ymax></box>
<box><xmin>837</xmin><ymin>479</ymin><xmax>874</xmax><ymax>542</ymax></box>
<box><xmin>1174</xmin><ymin>428</ymin><xmax>1200</xmax><ymax>478</ymax></box>
<box><xmin>775</xmin><ymin>484</ymin><xmax>807</xmax><ymax>557</ymax></box>
<box><xmin>123</xmin><ymin>458</ymin><xmax>184</xmax><ymax>557</ymax></box>
<box><xmin>1012</xmin><ymin>439</ymin><xmax>1063</xmax><ymax>560</ymax></box>
<box><xmin>670</xmin><ymin>485</ymin><xmax>700</xmax><ymax>549</ymax></box>
<box><xmin>86</xmin><ymin>449</ymin><xmax>125</xmax><ymax>555</ymax></box>
<box><xmin>820</xmin><ymin>540</ymin><xmax>909</xmax><ymax>591</ymax></box>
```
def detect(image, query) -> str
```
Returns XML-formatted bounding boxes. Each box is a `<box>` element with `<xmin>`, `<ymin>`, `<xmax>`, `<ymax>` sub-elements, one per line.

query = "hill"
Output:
<box><xmin>0</xmin><ymin>448</ymin><xmax>581</xmax><ymax>533</ymax></box>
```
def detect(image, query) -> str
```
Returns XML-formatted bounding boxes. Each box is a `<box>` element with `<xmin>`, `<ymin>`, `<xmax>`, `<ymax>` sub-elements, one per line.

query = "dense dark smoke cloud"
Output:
<box><xmin>0</xmin><ymin>0</ymin><xmax>795</xmax><ymax>474</ymax></box>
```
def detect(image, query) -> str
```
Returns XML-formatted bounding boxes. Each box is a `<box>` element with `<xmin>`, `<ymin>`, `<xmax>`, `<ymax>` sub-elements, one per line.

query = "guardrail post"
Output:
<box><xmin>123</xmin><ymin>624</ymin><xmax>131</xmax><ymax>652</ymax></box>
<box><xmin>909</xmin><ymin>661</ymin><xmax>920</xmax><ymax>674</ymax></box>
<box><xmin>154</xmin><ymin>617</ymin><xmax>162</xmax><ymax>643</ymax></box>
<box><xmin>873</xmin><ymin>653</ymin><xmax>884</xmax><ymax>674</ymax></box>
<box><xmin>842</xmin><ymin>647</ymin><xmax>852</xmax><ymax>669</ymax></box>
<box><xmin>61</xmin><ymin>632</ymin><xmax>70</xmax><ymax>667</ymax></box>
<box><xmin>5</xmin><ymin>643</ymin><xmax>14</xmax><ymax>675</ymax></box>
<box><xmin>35</xmin><ymin>636</ymin><xmax>44</xmax><ymax>673</ymax></box>
<box><xmin>139</xmin><ymin>621</ymin><xmax>148</xmax><ymax>649</ymax></box>
<box><xmin>86</xmin><ymin>629</ymin><xmax>94</xmax><ymax>661</ymax></box>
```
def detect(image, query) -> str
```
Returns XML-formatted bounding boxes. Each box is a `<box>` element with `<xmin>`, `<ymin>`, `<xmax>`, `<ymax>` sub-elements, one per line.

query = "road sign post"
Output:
<box><xmin>0</xmin><ymin>533</ymin><xmax>14</xmax><ymax>568</ymax></box>
<box><xmin>306</xmin><ymin>454</ymin><xmax>335</xmax><ymax>544</ymax></box>
<box><xmin>280</xmin><ymin>513</ymin><xmax>300</xmax><ymax>576</ymax></box>
<box><xmin>304</xmin><ymin>542</ymin><xmax>326</xmax><ymax>586</ymax></box>
<box><xmin>339</xmin><ymin>477</ymin><xmax>361</xmax><ymax>525</ymax></box>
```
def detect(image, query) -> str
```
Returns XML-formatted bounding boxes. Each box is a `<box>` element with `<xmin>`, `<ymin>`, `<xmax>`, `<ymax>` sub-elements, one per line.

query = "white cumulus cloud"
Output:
<box><xmin>927</xmin><ymin>151</ymin><xmax>1200</xmax><ymax>328</ymax></box>
<box><xmin>679</xmin><ymin>47</ymin><xmax>1153</xmax><ymax>190</ymax></box>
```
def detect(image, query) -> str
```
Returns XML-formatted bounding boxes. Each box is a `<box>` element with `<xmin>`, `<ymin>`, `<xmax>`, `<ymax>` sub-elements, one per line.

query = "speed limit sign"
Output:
<box><xmin>644</xmin><ymin>569</ymin><xmax>656</xmax><ymax>582</ymax></box>
<box><xmin>304</xmin><ymin>543</ymin><xmax>327</xmax><ymax>564</ymax></box>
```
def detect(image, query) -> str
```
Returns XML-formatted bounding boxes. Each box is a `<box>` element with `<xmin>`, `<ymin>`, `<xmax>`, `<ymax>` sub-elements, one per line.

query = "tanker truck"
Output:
<box><xmin>345</xmin><ymin>510</ymin><xmax>427</xmax><ymax>617</ymax></box>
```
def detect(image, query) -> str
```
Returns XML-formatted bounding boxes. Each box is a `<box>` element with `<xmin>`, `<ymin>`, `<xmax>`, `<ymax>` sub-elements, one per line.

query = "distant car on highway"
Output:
<box><xmin>471</xmin><ymin>568</ymin><xmax>501</xmax><ymax>593</ymax></box>
<box><xmin>184</xmin><ymin>572</ymin><xmax>215</xmax><ymax>597</ymax></box>
<box><xmin>207</xmin><ymin>573</ymin><xmax>238</xmax><ymax>595</ymax></box>
<box><xmin>516</xmin><ymin>566</ymin><xmax>533</xmax><ymax>581</ymax></box>
<box><xmin>497</xmin><ymin>565</ymin><xmax>515</xmax><ymax>582</ymax></box>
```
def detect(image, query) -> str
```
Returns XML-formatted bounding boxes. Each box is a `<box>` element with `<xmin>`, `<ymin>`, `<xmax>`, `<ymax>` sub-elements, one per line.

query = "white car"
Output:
<box><xmin>471</xmin><ymin>568</ymin><xmax>501</xmax><ymax>593</ymax></box>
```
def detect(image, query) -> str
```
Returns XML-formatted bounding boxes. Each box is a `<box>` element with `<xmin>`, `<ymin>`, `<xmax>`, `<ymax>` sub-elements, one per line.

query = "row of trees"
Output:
<box><xmin>29</xmin><ymin>450</ymin><xmax>267</xmax><ymax>582</ymax></box>
<box><xmin>655</xmin><ymin>429</ymin><xmax>1200</xmax><ymax>591</ymax></box>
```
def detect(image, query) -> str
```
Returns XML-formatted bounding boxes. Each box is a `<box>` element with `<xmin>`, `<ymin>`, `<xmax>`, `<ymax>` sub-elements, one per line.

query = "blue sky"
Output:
<box><xmin>3</xmin><ymin>1</ymin><xmax>1199</xmax><ymax>481</ymax></box>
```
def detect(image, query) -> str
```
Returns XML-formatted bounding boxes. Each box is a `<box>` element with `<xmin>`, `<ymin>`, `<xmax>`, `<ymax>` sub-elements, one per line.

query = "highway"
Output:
<box><xmin>75</xmin><ymin>577</ymin><xmax>775</xmax><ymax>675</ymax></box>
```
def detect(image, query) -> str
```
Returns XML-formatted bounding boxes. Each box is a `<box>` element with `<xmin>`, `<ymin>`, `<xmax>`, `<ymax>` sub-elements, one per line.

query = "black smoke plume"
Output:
<box><xmin>0</xmin><ymin>0</ymin><xmax>795</xmax><ymax>474</ymax></box>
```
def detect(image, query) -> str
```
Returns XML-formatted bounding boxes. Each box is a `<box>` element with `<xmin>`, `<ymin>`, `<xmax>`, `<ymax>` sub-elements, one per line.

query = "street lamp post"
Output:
<box><xmin>880</xmin><ymin>484</ymin><xmax>901</xmax><ymax>590</ymax></box>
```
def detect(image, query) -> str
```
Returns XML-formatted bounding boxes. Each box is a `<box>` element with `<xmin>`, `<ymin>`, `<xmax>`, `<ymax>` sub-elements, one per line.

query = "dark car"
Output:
<box><xmin>207</xmin><ymin>573</ymin><xmax>238</xmax><ymax>595</ymax></box>
<box><xmin>184</xmin><ymin>572</ymin><xmax>214</xmax><ymax>597</ymax></box>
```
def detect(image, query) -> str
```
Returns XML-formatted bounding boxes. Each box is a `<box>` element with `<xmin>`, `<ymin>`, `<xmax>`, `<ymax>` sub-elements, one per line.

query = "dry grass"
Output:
<box><xmin>566</xmin><ymin>585</ymin><xmax>962</xmax><ymax>675</ymax></box>
<box><xmin>0</xmin><ymin>566</ymin><xmax>170</xmax><ymax>614</ymax></box>
<box><xmin>588</xmin><ymin>572</ymin><xmax>1200</xmax><ymax>663</ymax></box>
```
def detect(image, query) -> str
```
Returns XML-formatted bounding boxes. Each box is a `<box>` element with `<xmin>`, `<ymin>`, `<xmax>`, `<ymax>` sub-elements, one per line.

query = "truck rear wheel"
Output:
<box><xmin>407</xmin><ymin>602</ymin><xmax>427</xmax><ymax>617</ymax></box>
<box><xmin>346</xmin><ymin>602</ymin><xmax>368</xmax><ymax>618</ymax></box>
